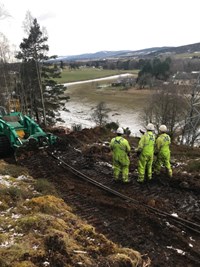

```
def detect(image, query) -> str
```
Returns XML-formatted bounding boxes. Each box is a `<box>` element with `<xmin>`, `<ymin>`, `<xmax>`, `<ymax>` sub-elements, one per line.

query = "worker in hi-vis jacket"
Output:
<box><xmin>154</xmin><ymin>124</ymin><xmax>172</xmax><ymax>178</ymax></box>
<box><xmin>135</xmin><ymin>123</ymin><xmax>155</xmax><ymax>183</ymax></box>
<box><xmin>110</xmin><ymin>127</ymin><xmax>131</xmax><ymax>183</ymax></box>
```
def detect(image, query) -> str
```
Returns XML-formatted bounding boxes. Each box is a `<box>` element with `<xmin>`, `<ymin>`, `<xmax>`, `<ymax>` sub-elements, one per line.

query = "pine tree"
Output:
<box><xmin>16</xmin><ymin>18</ymin><xmax>68</xmax><ymax>126</ymax></box>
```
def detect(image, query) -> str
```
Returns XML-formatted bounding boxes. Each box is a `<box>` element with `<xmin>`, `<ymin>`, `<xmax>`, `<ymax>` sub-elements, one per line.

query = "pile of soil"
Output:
<box><xmin>19</xmin><ymin>127</ymin><xmax>200</xmax><ymax>267</ymax></box>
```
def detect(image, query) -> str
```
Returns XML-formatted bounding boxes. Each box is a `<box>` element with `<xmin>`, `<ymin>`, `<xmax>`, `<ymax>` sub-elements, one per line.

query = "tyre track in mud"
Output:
<box><xmin>19</xmin><ymin>147</ymin><xmax>200</xmax><ymax>267</ymax></box>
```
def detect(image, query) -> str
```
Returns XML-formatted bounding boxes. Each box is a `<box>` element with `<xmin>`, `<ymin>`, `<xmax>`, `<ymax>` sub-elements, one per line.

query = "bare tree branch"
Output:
<box><xmin>0</xmin><ymin>3</ymin><xmax>10</xmax><ymax>20</ymax></box>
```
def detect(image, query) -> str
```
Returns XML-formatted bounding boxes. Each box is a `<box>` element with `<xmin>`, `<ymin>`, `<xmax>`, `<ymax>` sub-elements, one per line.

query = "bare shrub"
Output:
<box><xmin>140</xmin><ymin>85</ymin><xmax>186</xmax><ymax>140</ymax></box>
<box><xmin>91</xmin><ymin>101</ymin><xmax>110</xmax><ymax>126</ymax></box>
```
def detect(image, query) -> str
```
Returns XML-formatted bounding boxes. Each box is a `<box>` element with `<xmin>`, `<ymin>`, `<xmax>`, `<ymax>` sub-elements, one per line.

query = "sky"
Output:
<box><xmin>1</xmin><ymin>0</ymin><xmax>200</xmax><ymax>57</ymax></box>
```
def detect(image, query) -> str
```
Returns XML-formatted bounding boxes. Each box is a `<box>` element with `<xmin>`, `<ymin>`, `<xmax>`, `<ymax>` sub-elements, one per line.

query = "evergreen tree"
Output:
<box><xmin>16</xmin><ymin>18</ymin><xmax>68</xmax><ymax>126</ymax></box>
<box><xmin>137</xmin><ymin>57</ymin><xmax>171</xmax><ymax>87</ymax></box>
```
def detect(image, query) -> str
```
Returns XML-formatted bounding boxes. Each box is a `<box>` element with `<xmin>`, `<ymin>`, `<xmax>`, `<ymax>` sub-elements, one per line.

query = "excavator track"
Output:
<box><xmin>0</xmin><ymin>135</ymin><xmax>13</xmax><ymax>157</ymax></box>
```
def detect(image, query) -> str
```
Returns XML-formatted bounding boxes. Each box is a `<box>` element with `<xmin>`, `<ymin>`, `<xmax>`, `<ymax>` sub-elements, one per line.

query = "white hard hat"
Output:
<box><xmin>159</xmin><ymin>125</ymin><xmax>167</xmax><ymax>132</ymax></box>
<box><xmin>116</xmin><ymin>127</ymin><xmax>124</xmax><ymax>134</ymax></box>
<box><xmin>146</xmin><ymin>123</ymin><xmax>155</xmax><ymax>131</ymax></box>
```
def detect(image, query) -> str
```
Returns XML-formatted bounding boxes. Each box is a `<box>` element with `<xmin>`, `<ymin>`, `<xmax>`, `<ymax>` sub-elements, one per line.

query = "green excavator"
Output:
<box><xmin>0</xmin><ymin>106</ymin><xmax>57</xmax><ymax>158</ymax></box>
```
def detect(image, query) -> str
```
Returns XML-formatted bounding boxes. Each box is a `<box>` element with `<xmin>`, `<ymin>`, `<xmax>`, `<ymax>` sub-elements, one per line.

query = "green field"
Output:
<box><xmin>173</xmin><ymin>52</ymin><xmax>200</xmax><ymax>59</ymax></box>
<box><xmin>55</xmin><ymin>68</ymin><xmax>139</xmax><ymax>83</ymax></box>
<box><xmin>55</xmin><ymin>67</ymin><xmax>148</xmax><ymax>112</ymax></box>
<box><xmin>65</xmin><ymin>78</ymin><xmax>152</xmax><ymax>112</ymax></box>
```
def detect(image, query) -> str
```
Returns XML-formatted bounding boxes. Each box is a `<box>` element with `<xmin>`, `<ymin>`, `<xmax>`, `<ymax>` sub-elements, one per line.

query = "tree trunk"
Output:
<box><xmin>35</xmin><ymin>58</ymin><xmax>47</xmax><ymax>126</ymax></box>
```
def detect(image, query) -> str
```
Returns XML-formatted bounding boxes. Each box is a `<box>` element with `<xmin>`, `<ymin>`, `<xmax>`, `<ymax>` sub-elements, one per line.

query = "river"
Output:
<box><xmin>57</xmin><ymin>74</ymin><xmax>143</xmax><ymax>137</ymax></box>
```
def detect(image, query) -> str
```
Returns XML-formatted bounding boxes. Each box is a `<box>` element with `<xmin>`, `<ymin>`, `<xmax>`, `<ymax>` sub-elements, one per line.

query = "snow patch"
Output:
<box><xmin>171</xmin><ymin>213</ymin><xmax>178</xmax><ymax>217</ymax></box>
<box><xmin>167</xmin><ymin>246</ymin><xmax>186</xmax><ymax>255</ymax></box>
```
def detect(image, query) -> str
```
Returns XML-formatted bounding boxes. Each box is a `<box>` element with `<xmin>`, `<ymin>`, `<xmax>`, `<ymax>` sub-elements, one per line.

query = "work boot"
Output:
<box><xmin>168</xmin><ymin>171</ymin><xmax>173</xmax><ymax>178</ymax></box>
<box><xmin>123</xmin><ymin>179</ymin><xmax>131</xmax><ymax>184</ymax></box>
<box><xmin>111</xmin><ymin>178</ymin><xmax>120</xmax><ymax>184</ymax></box>
<box><xmin>136</xmin><ymin>178</ymin><xmax>144</xmax><ymax>183</ymax></box>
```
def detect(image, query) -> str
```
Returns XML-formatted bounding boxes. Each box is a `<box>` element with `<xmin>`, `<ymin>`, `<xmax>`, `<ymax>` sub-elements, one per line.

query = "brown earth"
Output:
<box><xmin>18</xmin><ymin>127</ymin><xmax>200</xmax><ymax>267</ymax></box>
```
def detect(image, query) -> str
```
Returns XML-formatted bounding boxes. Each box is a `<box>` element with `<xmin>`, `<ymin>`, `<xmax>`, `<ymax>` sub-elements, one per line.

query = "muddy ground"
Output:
<box><xmin>18</xmin><ymin>127</ymin><xmax>200</xmax><ymax>267</ymax></box>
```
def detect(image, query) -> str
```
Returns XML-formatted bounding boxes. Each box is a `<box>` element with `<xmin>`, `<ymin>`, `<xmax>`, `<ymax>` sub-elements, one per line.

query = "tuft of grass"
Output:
<box><xmin>0</xmin><ymin>186</ymin><xmax>30</xmax><ymax>202</ymax></box>
<box><xmin>0</xmin><ymin>233</ymin><xmax>9</xmax><ymax>244</ymax></box>
<box><xmin>185</xmin><ymin>159</ymin><xmax>200</xmax><ymax>173</ymax></box>
<box><xmin>0</xmin><ymin>199</ymin><xmax>9</xmax><ymax>211</ymax></box>
<box><xmin>0</xmin><ymin>258</ymin><xmax>9</xmax><ymax>267</ymax></box>
<box><xmin>0</xmin><ymin>245</ymin><xmax>23</xmax><ymax>265</ymax></box>
<box><xmin>0</xmin><ymin>164</ymin><xmax>28</xmax><ymax>178</ymax></box>
<box><xmin>17</xmin><ymin>215</ymin><xmax>42</xmax><ymax>232</ymax></box>
<box><xmin>27</xmin><ymin>195</ymin><xmax>71</xmax><ymax>215</ymax></box>
<box><xmin>34</xmin><ymin>179</ymin><xmax>58</xmax><ymax>196</ymax></box>
<box><xmin>44</xmin><ymin>232</ymin><xmax>67</xmax><ymax>253</ymax></box>
<box><xmin>13</xmin><ymin>261</ymin><xmax>37</xmax><ymax>267</ymax></box>
<box><xmin>74</xmin><ymin>225</ymin><xmax>116</xmax><ymax>256</ymax></box>
<box><xmin>107</xmin><ymin>252</ymin><xmax>141</xmax><ymax>266</ymax></box>
<box><xmin>16</xmin><ymin>213</ymin><xmax>67</xmax><ymax>233</ymax></box>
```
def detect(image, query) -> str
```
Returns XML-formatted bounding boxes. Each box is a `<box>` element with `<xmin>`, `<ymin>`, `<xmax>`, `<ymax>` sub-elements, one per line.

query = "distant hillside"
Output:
<box><xmin>53</xmin><ymin>47</ymin><xmax>171</xmax><ymax>62</ymax></box>
<box><xmin>154</xmin><ymin>42</ymin><xmax>200</xmax><ymax>55</ymax></box>
<box><xmin>52</xmin><ymin>42</ymin><xmax>200</xmax><ymax>62</ymax></box>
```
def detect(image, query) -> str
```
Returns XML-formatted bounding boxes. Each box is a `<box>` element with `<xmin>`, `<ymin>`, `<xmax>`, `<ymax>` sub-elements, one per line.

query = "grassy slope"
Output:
<box><xmin>0</xmin><ymin>161</ymin><xmax>142</xmax><ymax>267</ymax></box>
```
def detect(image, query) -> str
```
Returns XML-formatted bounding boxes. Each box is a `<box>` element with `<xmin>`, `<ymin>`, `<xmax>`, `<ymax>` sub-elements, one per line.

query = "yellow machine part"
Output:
<box><xmin>16</xmin><ymin>129</ymin><xmax>25</xmax><ymax>139</ymax></box>
<box><xmin>8</xmin><ymin>99</ymin><xmax>20</xmax><ymax>112</ymax></box>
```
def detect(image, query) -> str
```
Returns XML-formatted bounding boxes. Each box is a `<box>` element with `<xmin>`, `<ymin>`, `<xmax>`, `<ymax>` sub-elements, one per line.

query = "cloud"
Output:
<box><xmin>37</xmin><ymin>12</ymin><xmax>57</xmax><ymax>22</ymax></box>
<box><xmin>1</xmin><ymin>0</ymin><xmax>200</xmax><ymax>56</ymax></box>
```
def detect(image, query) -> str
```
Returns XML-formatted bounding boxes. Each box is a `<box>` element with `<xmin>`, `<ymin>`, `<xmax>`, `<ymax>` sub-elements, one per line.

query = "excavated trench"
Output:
<box><xmin>18</xmin><ymin>129</ymin><xmax>200</xmax><ymax>267</ymax></box>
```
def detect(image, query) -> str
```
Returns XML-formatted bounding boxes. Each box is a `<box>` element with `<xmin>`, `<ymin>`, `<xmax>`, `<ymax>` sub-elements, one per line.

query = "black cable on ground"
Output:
<box><xmin>48</xmin><ymin>151</ymin><xmax>200</xmax><ymax>235</ymax></box>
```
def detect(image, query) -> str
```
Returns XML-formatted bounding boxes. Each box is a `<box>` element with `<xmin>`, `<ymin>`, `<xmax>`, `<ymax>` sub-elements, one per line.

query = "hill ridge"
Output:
<box><xmin>54</xmin><ymin>42</ymin><xmax>200</xmax><ymax>61</ymax></box>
